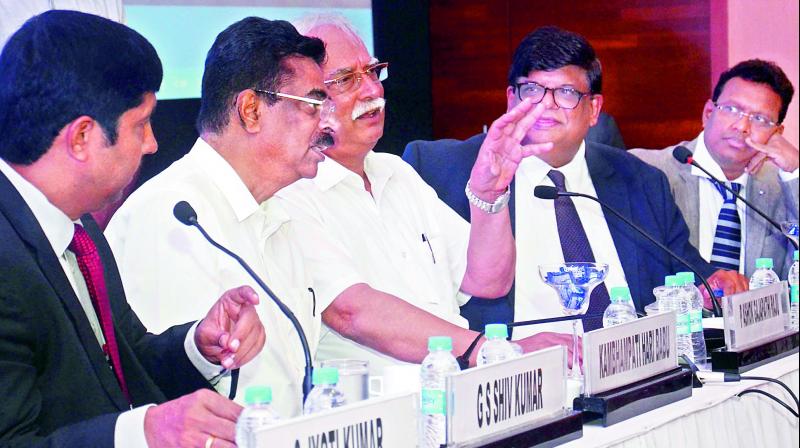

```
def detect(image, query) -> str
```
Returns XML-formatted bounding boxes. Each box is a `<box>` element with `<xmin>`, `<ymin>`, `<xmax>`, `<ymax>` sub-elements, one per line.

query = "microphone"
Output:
<box><xmin>534</xmin><ymin>186</ymin><xmax>723</xmax><ymax>317</ymax></box>
<box><xmin>173</xmin><ymin>201</ymin><xmax>314</xmax><ymax>401</ymax></box>
<box><xmin>673</xmin><ymin>146</ymin><xmax>798</xmax><ymax>250</ymax></box>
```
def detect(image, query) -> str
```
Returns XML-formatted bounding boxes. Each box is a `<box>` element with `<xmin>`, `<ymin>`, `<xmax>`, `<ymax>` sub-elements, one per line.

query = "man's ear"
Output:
<box><xmin>701</xmin><ymin>100</ymin><xmax>715</xmax><ymax>128</ymax></box>
<box><xmin>588</xmin><ymin>94</ymin><xmax>604</xmax><ymax>126</ymax></box>
<box><xmin>236</xmin><ymin>89</ymin><xmax>263</xmax><ymax>133</ymax></box>
<box><xmin>64</xmin><ymin>116</ymin><xmax>96</xmax><ymax>162</ymax></box>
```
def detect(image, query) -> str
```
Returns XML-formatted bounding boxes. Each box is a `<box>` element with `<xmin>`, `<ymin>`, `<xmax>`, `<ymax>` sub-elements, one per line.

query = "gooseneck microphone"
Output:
<box><xmin>533</xmin><ymin>185</ymin><xmax>723</xmax><ymax>317</ymax></box>
<box><xmin>173</xmin><ymin>201</ymin><xmax>314</xmax><ymax>401</ymax></box>
<box><xmin>673</xmin><ymin>146</ymin><xmax>798</xmax><ymax>249</ymax></box>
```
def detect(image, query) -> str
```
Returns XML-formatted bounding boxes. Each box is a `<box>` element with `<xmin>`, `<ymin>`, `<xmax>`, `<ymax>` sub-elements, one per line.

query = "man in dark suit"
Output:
<box><xmin>0</xmin><ymin>11</ymin><xmax>265</xmax><ymax>447</ymax></box>
<box><xmin>403</xmin><ymin>26</ymin><xmax>748</xmax><ymax>335</ymax></box>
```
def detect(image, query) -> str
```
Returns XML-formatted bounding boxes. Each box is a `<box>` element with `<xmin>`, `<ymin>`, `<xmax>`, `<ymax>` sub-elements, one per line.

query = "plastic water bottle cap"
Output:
<box><xmin>665</xmin><ymin>275</ymin><xmax>680</xmax><ymax>287</ymax></box>
<box><xmin>609</xmin><ymin>286</ymin><xmax>632</xmax><ymax>302</ymax></box>
<box><xmin>676</xmin><ymin>272</ymin><xmax>695</xmax><ymax>285</ymax></box>
<box><xmin>484</xmin><ymin>323</ymin><xmax>508</xmax><ymax>339</ymax></box>
<box><xmin>792</xmin><ymin>285</ymin><xmax>798</xmax><ymax>301</ymax></box>
<box><xmin>794</xmin><ymin>250</ymin><xmax>798</xmax><ymax>261</ymax></box>
<box><xmin>755</xmin><ymin>258</ymin><xmax>774</xmax><ymax>269</ymax></box>
<box><xmin>312</xmin><ymin>367</ymin><xmax>339</xmax><ymax>386</ymax></box>
<box><xmin>428</xmin><ymin>336</ymin><xmax>453</xmax><ymax>351</ymax></box>
<box><xmin>244</xmin><ymin>386</ymin><xmax>272</xmax><ymax>405</ymax></box>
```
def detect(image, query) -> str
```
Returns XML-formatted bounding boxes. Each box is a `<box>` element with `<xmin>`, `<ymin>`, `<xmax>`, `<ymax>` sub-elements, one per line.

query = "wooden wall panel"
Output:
<box><xmin>429</xmin><ymin>0</ymin><xmax>713</xmax><ymax>149</ymax></box>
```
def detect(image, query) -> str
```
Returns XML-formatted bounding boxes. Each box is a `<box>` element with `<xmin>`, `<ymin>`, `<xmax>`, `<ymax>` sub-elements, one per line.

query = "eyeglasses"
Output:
<box><xmin>325</xmin><ymin>62</ymin><xmax>389</xmax><ymax>94</ymax></box>
<box><xmin>713</xmin><ymin>103</ymin><xmax>778</xmax><ymax>130</ymax></box>
<box><xmin>253</xmin><ymin>89</ymin><xmax>333</xmax><ymax>119</ymax></box>
<box><xmin>514</xmin><ymin>81</ymin><xmax>591</xmax><ymax>109</ymax></box>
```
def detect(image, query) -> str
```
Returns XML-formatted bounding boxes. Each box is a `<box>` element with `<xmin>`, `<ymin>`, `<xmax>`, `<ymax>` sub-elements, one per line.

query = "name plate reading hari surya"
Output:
<box><xmin>446</xmin><ymin>345</ymin><xmax>568</xmax><ymax>446</ymax></box>
<box><xmin>582</xmin><ymin>312</ymin><xmax>677</xmax><ymax>396</ymax></box>
<box><xmin>252</xmin><ymin>392</ymin><xmax>416</xmax><ymax>448</ymax></box>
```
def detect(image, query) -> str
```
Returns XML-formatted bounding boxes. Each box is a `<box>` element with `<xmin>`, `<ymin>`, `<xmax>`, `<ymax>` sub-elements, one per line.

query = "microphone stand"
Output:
<box><xmin>185</xmin><ymin>217</ymin><xmax>315</xmax><ymax>401</ymax></box>
<box><xmin>561</xmin><ymin>191</ymin><xmax>724</xmax><ymax>317</ymax></box>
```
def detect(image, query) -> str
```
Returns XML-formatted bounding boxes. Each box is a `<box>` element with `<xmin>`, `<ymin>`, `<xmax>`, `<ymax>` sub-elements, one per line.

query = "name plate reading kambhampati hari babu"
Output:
<box><xmin>582</xmin><ymin>312</ymin><xmax>677</xmax><ymax>396</ymax></box>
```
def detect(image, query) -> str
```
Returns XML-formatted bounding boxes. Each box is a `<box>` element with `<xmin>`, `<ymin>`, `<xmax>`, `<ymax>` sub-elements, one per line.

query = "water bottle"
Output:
<box><xmin>602</xmin><ymin>286</ymin><xmax>638</xmax><ymax>327</ymax></box>
<box><xmin>420</xmin><ymin>336</ymin><xmax>460</xmax><ymax>448</ymax></box>
<box><xmin>676</xmin><ymin>272</ymin><xmax>708</xmax><ymax>363</ymax></box>
<box><xmin>303</xmin><ymin>367</ymin><xmax>347</xmax><ymax>415</ymax></box>
<box><xmin>235</xmin><ymin>386</ymin><xmax>280</xmax><ymax>448</ymax></box>
<box><xmin>477</xmin><ymin>324</ymin><xmax>519</xmax><ymax>366</ymax></box>
<box><xmin>790</xmin><ymin>251</ymin><xmax>799</xmax><ymax>331</ymax></box>
<box><xmin>661</xmin><ymin>275</ymin><xmax>693</xmax><ymax>361</ymax></box>
<box><xmin>749</xmin><ymin>257</ymin><xmax>780</xmax><ymax>289</ymax></box>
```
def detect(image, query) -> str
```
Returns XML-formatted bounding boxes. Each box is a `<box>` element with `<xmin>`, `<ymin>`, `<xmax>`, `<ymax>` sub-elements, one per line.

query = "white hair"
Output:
<box><xmin>292</xmin><ymin>12</ymin><xmax>364</xmax><ymax>45</ymax></box>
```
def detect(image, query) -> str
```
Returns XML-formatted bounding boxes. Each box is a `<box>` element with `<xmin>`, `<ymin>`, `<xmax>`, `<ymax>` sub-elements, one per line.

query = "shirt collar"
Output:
<box><xmin>0</xmin><ymin>158</ymin><xmax>75</xmax><ymax>257</ymax></box>
<box><xmin>518</xmin><ymin>140</ymin><xmax>589</xmax><ymax>190</ymax></box>
<box><xmin>190</xmin><ymin>138</ymin><xmax>261</xmax><ymax>223</ymax></box>
<box><xmin>692</xmin><ymin>131</ymin><xmax>749</xmax><ymax>186</ymax></box>
<box><xmin>312</xmin><ymin>151</ymin><xmax>394</xmax><ymax>193</ymax></box>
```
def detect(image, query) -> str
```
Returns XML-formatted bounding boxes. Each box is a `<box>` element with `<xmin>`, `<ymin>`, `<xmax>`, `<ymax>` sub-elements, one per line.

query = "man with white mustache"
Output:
<box><xmin>275</xmin><ymin>14</ymin><xmax>577</xmax><ymax>375</ymax></box>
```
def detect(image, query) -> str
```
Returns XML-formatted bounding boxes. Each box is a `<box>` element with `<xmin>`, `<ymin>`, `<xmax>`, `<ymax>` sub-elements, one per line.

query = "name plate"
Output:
<box><xmin>253</xmin><ymin>392</ymin><xmax>416</xmax><ymax>448</ymax></box>
<box><xmin>583</xmin><ymin>313</ymin><xmax>676</xmax><ymax>396</ymax></box>
<box><xmin>446</xmin><ymin>346</ymin><xmax>567</xmax><ymax>445</ymax></box>
<box><xmin>723</xmin><ymin>282</ymin><xmax>790</xmax><ymax>350</ymax></box>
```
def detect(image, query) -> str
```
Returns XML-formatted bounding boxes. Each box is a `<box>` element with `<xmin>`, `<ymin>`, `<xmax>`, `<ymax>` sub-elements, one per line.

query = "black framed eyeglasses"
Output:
<box><xmin>713</xmin><ymin>102</ymin><xmax>778</xmax><ymax>130</ymax></box>
<box><xmin>324</xmin><ymin>62</ymin><xmax>389</xmax><ymax>94</ymax></box>
<box><xmin>514</xmin><ymin>81</ymin><xmax>591</xmax><ymax>109</ymax></box>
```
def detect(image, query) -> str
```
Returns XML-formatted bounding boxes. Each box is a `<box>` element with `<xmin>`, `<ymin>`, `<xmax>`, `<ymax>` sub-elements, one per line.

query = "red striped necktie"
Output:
<box><xmin>69</xmin><ymin>224</ymin><xmax>131</xmax><ymax>405</ymax></box>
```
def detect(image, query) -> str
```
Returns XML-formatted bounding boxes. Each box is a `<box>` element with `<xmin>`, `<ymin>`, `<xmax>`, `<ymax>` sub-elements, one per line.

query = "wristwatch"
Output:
<box><xmin>465</xmin><ymin>181</ymin><xmax>510</xmax><ymax>214</ymax></box>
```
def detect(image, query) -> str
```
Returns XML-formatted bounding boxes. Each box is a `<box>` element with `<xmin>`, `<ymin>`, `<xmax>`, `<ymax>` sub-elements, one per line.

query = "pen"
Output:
<box><xmin>421</xmin><ymin>233</ymin><xmax>436</xmax><ymax>264</ymax></box>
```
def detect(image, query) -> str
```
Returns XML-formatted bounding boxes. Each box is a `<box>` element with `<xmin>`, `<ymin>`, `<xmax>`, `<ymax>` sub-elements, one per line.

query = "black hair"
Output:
<box><xmin>508</xmin><ymin>26</ymin><xmax>602</xmax><ymax>94</ymax></box>
<box><xmin>0</xmin><ymin>10</ymin><xmax>163</xmax><ymax>165</ymax></box>
<box><xmin>196</xmin><ymin>17</ymin><xmax>326</xmax><ymax>134</ymax></box>
<box><xmin>712</xmin><ymin>59</ymin><xmax>794</xmax><ymax>123</ymax></box>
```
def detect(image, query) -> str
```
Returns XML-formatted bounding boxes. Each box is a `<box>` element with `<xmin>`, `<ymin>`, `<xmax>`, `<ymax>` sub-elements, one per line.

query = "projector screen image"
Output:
<box><xmin>124</xmin><ymin>1</ymin><xmax>373</xmax><ymax>100</ymax></box>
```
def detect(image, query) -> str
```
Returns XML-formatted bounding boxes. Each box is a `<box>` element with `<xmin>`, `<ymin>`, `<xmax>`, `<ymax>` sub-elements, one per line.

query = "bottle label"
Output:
<box><xmin>689</xmin><ymin>310</ymin><xmax>703</xmax><ymax>332</ymax></box>
<box><xmin>676</xmin><ymin>313</ymin><xmax>690</xmax><ymax>335</ymax></box>
<box><xmin>421</xmin><ymin>388</ymin><xmax>446</xmax><ymax>415</ymax></box>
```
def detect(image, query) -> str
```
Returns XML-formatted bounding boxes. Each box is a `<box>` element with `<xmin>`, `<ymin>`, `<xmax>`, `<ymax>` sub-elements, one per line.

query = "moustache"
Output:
<box><xmin>351</xmin><ymin>97</ymin><xmax>386</xmax><ymax>121</ymax></box>
<box><xmin>311</xmin><ymin>132</ymin><xmax>335</xmax><ymax>150</ymax></box>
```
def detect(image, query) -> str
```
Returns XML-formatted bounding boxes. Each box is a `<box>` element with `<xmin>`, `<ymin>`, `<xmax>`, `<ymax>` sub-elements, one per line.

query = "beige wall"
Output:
<box><xmin>727</xmin><ymin>0</ymin><xmax>799</xmax><ymax>147</ymax></box>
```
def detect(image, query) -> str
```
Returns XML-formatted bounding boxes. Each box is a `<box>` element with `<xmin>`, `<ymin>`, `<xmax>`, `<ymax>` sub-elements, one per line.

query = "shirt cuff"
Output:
<box><xmin>114</xmin><ymin>404</ymin><xmax>155</xmax><ymax>448</ymax></box>
<box><xmin>779</xmin><ymin>168</ymin><xmax>799</xmax><ymax>181</ymax></box>
<box><xmin>184</xmin><ymin>321</ymin><xmax>232</xmax><ymax>395</ymax></box>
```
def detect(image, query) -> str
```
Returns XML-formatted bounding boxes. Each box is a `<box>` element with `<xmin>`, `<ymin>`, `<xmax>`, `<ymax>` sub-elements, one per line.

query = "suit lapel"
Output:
<box><xmin>585</xmin><ymin>145</ymin><xmax>643</xmax><ymax>306</ymax></box>
<box><xmin>0</xmin><ymin>172</ymin><xmax>130</xmax><ymax>410</ymax></box>
<box><xmin>744</xmin><ymin>173</ymin><xmax>771</xmax><ymax>272</ymax></box>
<box><xmin>677</xmin><ymin>139</ymin><xmax>702</xmax><ymax>248</ymax></box>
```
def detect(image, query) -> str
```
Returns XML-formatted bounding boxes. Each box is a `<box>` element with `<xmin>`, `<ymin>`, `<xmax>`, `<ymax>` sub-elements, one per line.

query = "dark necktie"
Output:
<box><xmin>70</xmin><ymin>224</ymin><xmax>131</xmax><ymax>405</ymax></box>
<box><xmin>547</xmin><ymin>170</ymin><xmax>610</xmax><ymax>331</ymax></box>
<box><xmin>709</xmin><ymin>180</ymin><xmax>742</xmax><ymax>272</ymax></box>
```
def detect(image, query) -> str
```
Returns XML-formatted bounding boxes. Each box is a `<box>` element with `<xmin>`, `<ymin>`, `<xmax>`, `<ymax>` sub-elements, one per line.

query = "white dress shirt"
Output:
<box><xmin>513</xmin><ymin>141</ymin><xmax>628</xmax><ymax>339</ymax></box>
<box><xmin>692</xmin><ymin>134</ymin><xmax>749</xmax><ymax>272</ymax></box>
<box><xmin>0</xmin><ymin>158</ymin><xmax>219</xmax><ymax>447</ymax></box>
<box><xmin>106</xmin><ymin>138</ymin><xmax>320</xmax><ymax>418</ymax></box>
<box><xmin>275</xmin><ymin>151</ymin><xmax>471</xmax><ymax>376</ymax></box>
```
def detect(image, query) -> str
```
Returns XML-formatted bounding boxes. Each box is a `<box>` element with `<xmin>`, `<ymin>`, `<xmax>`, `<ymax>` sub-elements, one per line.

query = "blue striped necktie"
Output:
<box><xmin>710</xmin><ymin>180</ymin><xmax>742</xmax><ymax>271</ymax></box>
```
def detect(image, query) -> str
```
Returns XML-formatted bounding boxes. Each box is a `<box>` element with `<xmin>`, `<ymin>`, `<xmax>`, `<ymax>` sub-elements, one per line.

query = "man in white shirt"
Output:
<box><xmin>106</xmin><ymin>18</ymin><xmax>337</xmax><ymax>418</ymax></box>
<box><xmin>632</xmin><ymin>59</ymin><xmax>798</xmax><ymax>285</ymax></box>
<box><xmin>0</xmin><ymin>11</ymin><xmax>265</xmax><ymax>447</ymax></box>
<box><xmin>275</xmin><ymin>15</ymin><xmax>575</xmax><ymax>375</ymax></box>
<box><xmin>404</xmin><ymin>26</ymin><xmax>749</xmax><ymax>339</ymax></box>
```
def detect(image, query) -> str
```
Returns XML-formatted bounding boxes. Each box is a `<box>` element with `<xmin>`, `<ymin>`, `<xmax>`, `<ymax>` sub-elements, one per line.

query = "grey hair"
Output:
<box><xmin>292</xmin><ymin>12</ymin><xmax>364</xmax><ymax>44</ymax></box>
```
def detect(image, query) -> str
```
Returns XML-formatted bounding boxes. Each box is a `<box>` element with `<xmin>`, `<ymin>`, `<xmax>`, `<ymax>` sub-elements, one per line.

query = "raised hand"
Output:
<box><xmin>468</xmin><ymin>99</ymin><xmax>554</xmax><ymax>200</ymax></box>
<box><xmin>745</xmin><ymin>133</ymin><xmax>799</xmax><ymax>175</ymax></box>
